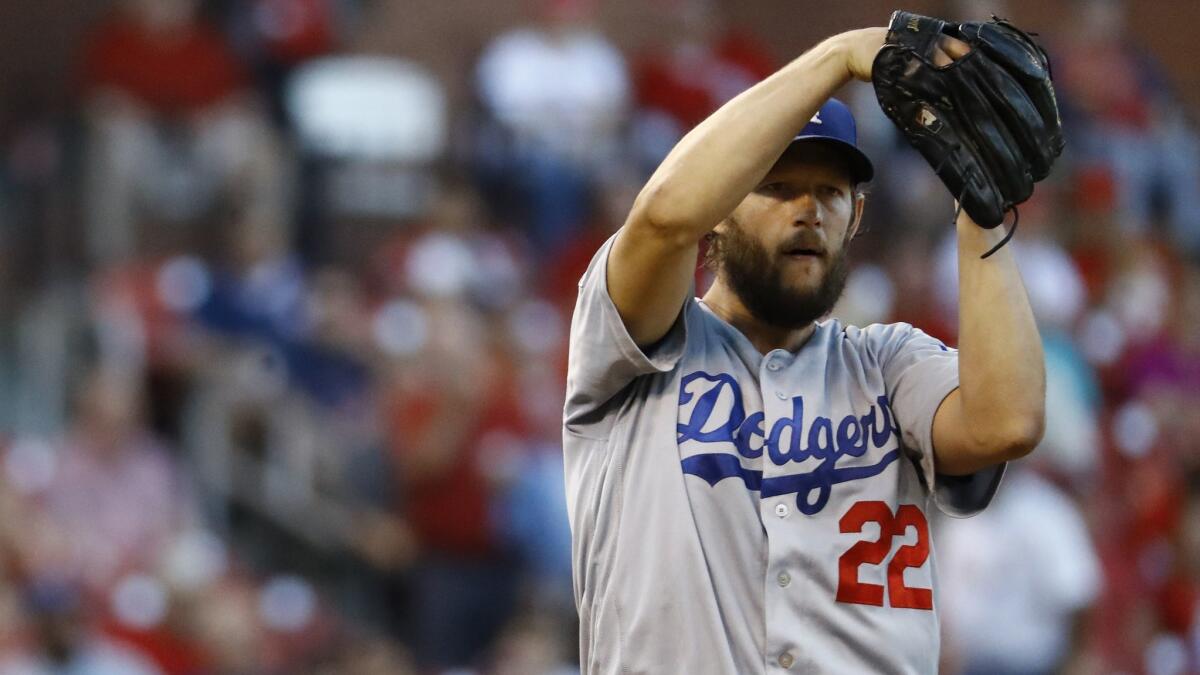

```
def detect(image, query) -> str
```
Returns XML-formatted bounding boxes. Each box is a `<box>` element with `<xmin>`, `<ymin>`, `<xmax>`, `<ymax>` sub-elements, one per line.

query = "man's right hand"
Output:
<box><xmin>835</xmin><ymin>26</ymin><xmax>970</xmax><ymax>82</ymax></box>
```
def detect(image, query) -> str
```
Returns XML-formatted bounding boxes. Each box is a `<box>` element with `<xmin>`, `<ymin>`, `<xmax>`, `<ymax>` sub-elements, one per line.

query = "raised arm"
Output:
<box><xmin>609</xmin><ymin>29</ymin><xmax>887</xmax><ymax>347</ymax></box>
<box><xmin>932</xmin><ymin>210</ymin><xmax>1046</xmax><ymax>475</ymax></box>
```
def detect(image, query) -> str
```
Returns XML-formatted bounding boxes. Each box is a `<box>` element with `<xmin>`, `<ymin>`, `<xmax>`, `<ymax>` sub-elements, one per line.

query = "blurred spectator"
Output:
<box><xmin>1120</xmin><ymin>266</ymin><xmax>1200</xmax><ymax>409</ymax></box>
<box><xmin>381</xmin><ymin>299</ymin><xmax>523</xmax><ymax>668</ymax></box>
<box><xmin>313</xmin><ymin>630</ymin><xmax>416</xmax><ymax>675</ymax></box>
<box><xmin>630</xmin><ymin>0</ymin><xmax>774</xmax><ymax>169</ymax></box>
<box><xmin>369</xmin><ymin>183</ymin><xmax>525</xmax><ymax>308</ymax></box>
<box><xmin>36</xmin><ymin>369</ymin><xmax>190</xmax><ymax>595</ymax></box>
<box><xmin>1037</xmin><ymin>329</ymin><xmax>1104</xmax><ymax>486</ymax></box>
<box><xmin>1151</xmin><ymin>476</ymin><xmax>1200</xmax><ymax>673</ymax></box>
<box><xmin>1058</xmin><ymin>0</ymin><xmax>1200</xmax><ymax>253</ymax></box>
<box><xmin>182</xmin><ymin>575</ymin><xmax>264</xmax><ymax>674</ymax></box>
<box><xmin>0</xmin><ymin>583</ymin><xmax>163</xmax><ymax>675</ymax></box>
<box><xmin>80</xmin><ymin>0</ymin><xmax>288</xmax><ymax>265</ymax></box>
<box><xmin>219</xmin><ymin>0</ymin><xmax>344</xmax><ymax>126</ymax></box>
<box><xmin>938</xmin><ymin>465</ymin><xmax>1102</xmax><ymax>675</ymax></box>
<box><xmin>475</xmin><ymin>0</ymin><xmax>630</xmax><ymax>253</ymax></box>
<box><xmin>495</xmin><ymin>301</ymin><xmax>574</xmax><ymax>608</ymax></box>
<box><xmin>488</xmin><ymin>612</ymin><xmax>577</xmax><ymax>675</ymax></box>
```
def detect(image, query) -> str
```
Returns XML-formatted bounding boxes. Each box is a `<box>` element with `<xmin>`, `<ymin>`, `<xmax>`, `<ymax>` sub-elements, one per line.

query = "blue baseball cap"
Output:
<box><xmin>788</xmin><ymin>98</ymin><xmax>874</xmax><ymax>184</ymax></box>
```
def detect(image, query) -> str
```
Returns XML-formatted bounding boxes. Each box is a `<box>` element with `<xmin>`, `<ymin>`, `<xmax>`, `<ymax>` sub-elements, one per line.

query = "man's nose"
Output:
<box><xmin>791</xmin><ymin>192</ymin><xmax>822</xmax><ymax>228</ymax></box>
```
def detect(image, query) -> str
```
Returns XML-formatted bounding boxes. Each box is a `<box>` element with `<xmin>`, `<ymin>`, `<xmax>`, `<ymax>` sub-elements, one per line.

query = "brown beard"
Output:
<box><xmin>709</xmin><ymin>219</ymin><xmax>851</xmax><ymax>330</ymax></box>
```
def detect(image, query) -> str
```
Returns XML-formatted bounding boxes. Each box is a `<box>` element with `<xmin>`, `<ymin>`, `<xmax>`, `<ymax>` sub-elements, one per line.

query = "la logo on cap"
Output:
<box><xmin>810</xmin><ymin>111</ymin><xmax>823</xmax><ymax>125</ymax></box>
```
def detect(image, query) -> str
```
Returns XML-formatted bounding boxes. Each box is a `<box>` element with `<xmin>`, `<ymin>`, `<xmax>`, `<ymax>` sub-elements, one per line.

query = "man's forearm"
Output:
<box><xmin>631</xmin><ymin>31</ymin><xmax>878</xmax><ymax>240</ymax></box>
<box><xmin>954</xmin><ymin>213</ymin><xmax>1046</xmax><ymax>456</ymax></box>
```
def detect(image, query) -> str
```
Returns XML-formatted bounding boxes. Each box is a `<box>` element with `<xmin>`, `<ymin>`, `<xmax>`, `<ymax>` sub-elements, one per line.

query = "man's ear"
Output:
<box><xmin>848</xmin><ymin>192</ymin><xmax>866</xmax><ymax>240</ymax></box>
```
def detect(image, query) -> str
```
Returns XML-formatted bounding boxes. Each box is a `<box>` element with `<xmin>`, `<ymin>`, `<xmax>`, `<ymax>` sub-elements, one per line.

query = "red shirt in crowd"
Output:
<box><xmin>387</xmin><ymin>354</ymin><xmax>527</xmax><ymax>558</ymax></box>
<box><xmin>81</xmin><ymin>13</ymin><xmax>248</xmax><ymax>116</ymax></box>
<box><xmin>634</xmin><ymin>31</ymin><xmax>775</xmax><ymax>132</ymax></box>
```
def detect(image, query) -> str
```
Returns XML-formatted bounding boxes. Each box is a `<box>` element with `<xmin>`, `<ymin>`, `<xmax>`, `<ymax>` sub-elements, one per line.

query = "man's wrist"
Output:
<box><xmin>821</xmin><ymin>32</ymin><xmax>859</xmax><ymax>83</ymax></box>
<box><xmin>826</xmin><ymin>28</ymin><xmax>887</xmax><ymax>82</ymax></box>
<box><xmin>957</xmin><ymin>218</ymin><xmax>1015</xmax><ymax>259</ymax></box>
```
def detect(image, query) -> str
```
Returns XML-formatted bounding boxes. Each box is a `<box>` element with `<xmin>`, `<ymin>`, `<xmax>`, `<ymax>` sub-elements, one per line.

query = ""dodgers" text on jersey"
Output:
<box><xmin>677</xmin><ymin>370</ymin><xmax>902</xmax><ymax>515</ymax></box>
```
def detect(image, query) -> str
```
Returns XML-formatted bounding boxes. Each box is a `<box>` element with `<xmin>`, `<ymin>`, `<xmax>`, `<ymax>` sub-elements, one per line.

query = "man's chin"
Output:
<box><xmin>744</xmin><ymin>291</ymin><xmax>833</xmax><ymax>330</ymax></box>
<box><xmin>779</xmin><ymin>266</ymin><xmax>826</xmax><ymax>292</ymax></box>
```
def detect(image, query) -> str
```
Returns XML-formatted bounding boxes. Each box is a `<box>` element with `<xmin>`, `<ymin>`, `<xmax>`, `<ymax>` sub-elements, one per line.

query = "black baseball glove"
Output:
<box><xmin>871</xmin><ymin>10</ymin><xmax>1064</xmax><ymax>257</ymax></box>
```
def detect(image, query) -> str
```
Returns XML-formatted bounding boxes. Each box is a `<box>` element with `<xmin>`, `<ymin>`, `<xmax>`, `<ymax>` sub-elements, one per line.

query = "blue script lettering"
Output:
<box><xmin>808</xmin><ymin>415</ymin><xmax>834</xmax><ymax>460</ymax></box>
<box><xmin>677</xmin><ymin>372</ymin><xmax>902</xmax><ymax>515</ymax></box>
<box><xmin>836</xmin><ymin>415</ymin><xmax>867</xmax><ymax>458</ymax></box>
<box><xmin>863</xmin><ymin>397</ymin><xmax>899</xmax><ymax>448</ymax></box>
<box><xmin>767</xmin><ymin>397</ymin><xmax>803</xmax><ymax>465</ymax></box>
<box><xmin>734</xmin><ymin>411</ymin><xmax>765</xmax><ymax>459</ymax></box>
<box><xmin>677</xmin><ymin>371</ymin><xmax>745</xmax><ymax>445</ymax></box>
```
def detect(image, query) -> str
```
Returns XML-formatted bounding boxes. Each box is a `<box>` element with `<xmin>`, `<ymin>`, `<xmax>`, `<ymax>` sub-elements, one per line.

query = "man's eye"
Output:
<box><xmin>761</xmin><ymin>183</ymin><xmax>785</xmax><ymax>193</ymax></box>
<box><xmin>820</xmin><ymin>185</ymin><xmax>844</xmax><ymax>198</ymax></box>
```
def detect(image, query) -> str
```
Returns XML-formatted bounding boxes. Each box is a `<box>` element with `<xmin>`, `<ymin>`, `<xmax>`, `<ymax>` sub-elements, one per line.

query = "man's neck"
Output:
<box><xmin>702</xmin><ymin>279</ymin><xmax>816</xmax><ymax>355</ymax></box>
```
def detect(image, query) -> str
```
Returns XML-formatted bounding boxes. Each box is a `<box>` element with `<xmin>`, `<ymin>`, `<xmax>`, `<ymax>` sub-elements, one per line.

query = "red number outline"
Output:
<box><xmin>835</xmin><ymin>501</ymin><xmax>932</xmax><ymax>610</ymax></box>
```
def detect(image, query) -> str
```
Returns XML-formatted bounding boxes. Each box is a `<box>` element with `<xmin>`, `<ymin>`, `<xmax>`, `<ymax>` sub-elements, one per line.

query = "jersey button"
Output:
<box><xmin>775</xmin><ymin>503</ymin><xmax>789</xmax><ymax>518</ymax></box>
<box><xmin>775</xmin><ymin>390</ymin><xmax>788</xmax><ymax>400</ymax></box>
<box><xmin>777</xmin><ymin>572</ymin><xmax>791</xmax><ymax>587</ymax></box>
<box><xmin>778</xmin><ymin>652</ymin><xmax>794</xmax><ymax>669</ymax></box>
<box><xmin>767</xmin><ymin>361</ymin><xmax>781</xmax><ymax>371</ymax></box>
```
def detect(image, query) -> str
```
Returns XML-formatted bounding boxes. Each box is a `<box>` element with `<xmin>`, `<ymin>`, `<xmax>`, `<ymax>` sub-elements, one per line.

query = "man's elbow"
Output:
<box><xmin>984</xmin><ymin>410</ymin><xmax>1046</xmax><ymax>463</ymax></box>
<box><xmin>629</xmin><ymin>182</ymin><xmax>708</xmax><ymax>246</ymax></box>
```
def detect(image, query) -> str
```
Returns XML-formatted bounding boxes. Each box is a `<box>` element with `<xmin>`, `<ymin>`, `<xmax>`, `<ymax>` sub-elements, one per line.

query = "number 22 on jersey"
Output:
<box><xmin>836</xmin><ymin>501</ymin><xmax>932</xmax><ymax>610</ymax></box>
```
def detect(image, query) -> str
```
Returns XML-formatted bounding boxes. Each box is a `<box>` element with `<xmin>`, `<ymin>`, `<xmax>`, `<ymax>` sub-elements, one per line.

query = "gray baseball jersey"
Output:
<box><xmin>563</xmin><ymin>235</ymin><xmax>1005</xmax><ymax>674</ymax></box>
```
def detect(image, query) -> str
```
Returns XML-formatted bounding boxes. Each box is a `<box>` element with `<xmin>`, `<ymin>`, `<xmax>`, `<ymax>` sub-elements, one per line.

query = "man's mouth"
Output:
<box><xmin>782</xmin><ymin>245</ymin><xmax>824</xmax><ymax>259</ymax></box>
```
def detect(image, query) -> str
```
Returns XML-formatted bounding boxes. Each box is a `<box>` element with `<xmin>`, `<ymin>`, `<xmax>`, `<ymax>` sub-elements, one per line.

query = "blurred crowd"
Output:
<box><xmin>0</xmin><ymin>0</ymin><xmax>1196</xmax><ymax>673</ymax></box>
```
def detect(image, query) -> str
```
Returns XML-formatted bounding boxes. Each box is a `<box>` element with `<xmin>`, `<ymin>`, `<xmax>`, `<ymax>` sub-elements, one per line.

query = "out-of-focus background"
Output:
<box><xmin>0</xmin><ymin>0</ymin><xmax>1195</xmax><ymax>672</ymax></box>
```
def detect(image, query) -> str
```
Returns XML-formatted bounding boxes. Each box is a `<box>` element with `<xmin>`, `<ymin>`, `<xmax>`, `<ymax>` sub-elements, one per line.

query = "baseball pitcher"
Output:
<box><xmin>564</xmin><ymin>11</ymin><xmax>1059</xmax><ymax>674</ymax></box>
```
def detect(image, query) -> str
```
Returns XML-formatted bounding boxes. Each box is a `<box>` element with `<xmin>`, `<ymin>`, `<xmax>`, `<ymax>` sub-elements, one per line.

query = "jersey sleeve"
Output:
<box><xmin>872</xmin><ymin>323</ymin><xmax>1004</xmax><ymax>517</ymax></box>
<box><xmin>563</xmin><ymin>233</ymin><xmax>689</xmax><ymax>437</ymax></box>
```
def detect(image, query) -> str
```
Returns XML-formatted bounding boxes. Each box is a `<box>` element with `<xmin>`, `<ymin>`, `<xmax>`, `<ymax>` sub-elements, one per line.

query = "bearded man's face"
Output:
<box><xmin>708</xmin><ymin>144</ymin><xmax>862</xmax><ymax>330</ymax></box>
